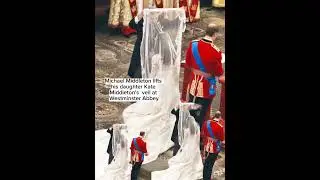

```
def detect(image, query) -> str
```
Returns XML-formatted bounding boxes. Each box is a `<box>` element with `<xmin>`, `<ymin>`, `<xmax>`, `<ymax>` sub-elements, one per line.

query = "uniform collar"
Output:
<box><xmin>213</xmin><ymin>118</ymin><xmax>220</xmax><ymax>122</ymax></box>
<box><xmin>202</xmin><ymin>37</ymin><xmax>213</xmax><ymax>43</ymax></box>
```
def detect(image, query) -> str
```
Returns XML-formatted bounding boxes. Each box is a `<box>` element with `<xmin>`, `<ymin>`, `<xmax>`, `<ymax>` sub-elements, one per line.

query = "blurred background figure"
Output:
<box><xmin>108</xmin><ymin>0</ymin><xmax>137</xmax><ymax>37</ymax></box>
<box><xmin>179</xmin><ymin>0</ymin><xmax>201</xmax><ymax>23</ymax></box>
<box><xmin>212</xmin><ymin>0</ymin><xmax>224</xmax><ymax>8</ymax></box>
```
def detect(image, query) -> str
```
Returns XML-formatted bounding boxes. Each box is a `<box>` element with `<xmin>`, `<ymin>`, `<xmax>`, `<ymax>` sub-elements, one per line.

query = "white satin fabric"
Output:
<box><xmin>151</xmin><ymin>128</ymin><xmax>203</xmax><ymax>180</ymax></box>
<box><xmin>95</xmin><ymin>129</ymin><xmax>111</xmax><ymax>180</ymax></box>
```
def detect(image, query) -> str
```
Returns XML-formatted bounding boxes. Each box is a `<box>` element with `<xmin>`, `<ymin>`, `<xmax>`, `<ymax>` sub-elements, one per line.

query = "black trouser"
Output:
<box><xmin>171</xmin><ymin>109</ymin><xmax>180</xmax><ymax>156</ymax></box>
<box><xmin>128</xmin><ymin>41</ymin><xmax>142</xmax><ymax>78</ymax></box>
<box><xmin>131</xmin><ymin>162</ymin><xmax>143</xmax><ymax>180</ymax></box>
<box><xmin>203</xmin><ymin>152</ymin><xmax>219</xmax><ymax>180</ymax></box>
<box><xmin>108</xmin><ymin>153</ymin><xmax>114</xmax><ymax>164</ymax></box>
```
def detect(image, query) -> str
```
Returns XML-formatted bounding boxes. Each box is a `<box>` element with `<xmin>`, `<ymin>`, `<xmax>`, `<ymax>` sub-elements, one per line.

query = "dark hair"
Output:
<box><xmin>206</xmin><ymin>24</ymin><xmax>219</xmax><ymax>36</ymax></box>
<box><xmin>189</xmin><ymin>117</ymin><xmax>196</xmax><ymax>135</ymax></box>
<box><xmin>140</xmin><ymin>131</ymin><xmax>145</xmax><ymax>136</ymax></box>
<box><xmin>157</xmin><ymin>32</ymin><xmax>174</xmax><ymax>66</ymax></box>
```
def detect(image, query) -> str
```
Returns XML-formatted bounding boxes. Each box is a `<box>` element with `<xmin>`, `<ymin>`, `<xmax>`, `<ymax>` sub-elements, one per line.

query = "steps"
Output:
<box><xmin>139</xmin><ymin>158</ymin><xmax>169</xmax><ymax>179</ymax></box>
<box><xmin>138</xmin><ymin>150</ymin><xmax>172</xmax><ymax>180</ymax></box>
<box><xmin>138</xmin><ymin>149</ymin><xmax>225</xmax><ymax>180</ymax></box>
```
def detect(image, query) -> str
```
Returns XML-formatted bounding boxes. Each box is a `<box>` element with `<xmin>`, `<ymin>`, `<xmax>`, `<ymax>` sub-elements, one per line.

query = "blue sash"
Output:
<box><xmin>133</xmin><ymin>138</ymin><xmax>144</xmax><ymax>161</ymax></box>
<box><xmin>206</xmin><ymin>121</ymin><xmax>221</xmax><ymax>152</ymax></box>
<box><xmin>191</xmin><ymin>42</ymin><xmax>216</xmax><ymax>96</ymax></box>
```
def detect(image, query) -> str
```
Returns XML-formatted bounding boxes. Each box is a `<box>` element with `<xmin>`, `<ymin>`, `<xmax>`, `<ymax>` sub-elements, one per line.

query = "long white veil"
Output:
<box><xmin>152</xmin><ymin>103</ymin><xmax>203</xmax><ymax>180</ymax></box>
<box><xmin>97</xmin><ymin>124</ymin><xmax>131</xmax><ymax>180</ymax></box>
<box><xmin>123</xmin><ymin>8</ymin><xmax>186</xmax><ymax>164</ymax></box>
<box><xmin>95</xmin><ymin>129</ymin><xmax>111</xmax><ymax>180</ymax></box>
<box><xmin>178</xmin><ymin>103</ymin><xmax>202</xmax><ymax>146</ymax></box>
<box><xmin>140</xmin><ymin>8</ymin><xmax>185</xmax><ymax>79</ymax></box>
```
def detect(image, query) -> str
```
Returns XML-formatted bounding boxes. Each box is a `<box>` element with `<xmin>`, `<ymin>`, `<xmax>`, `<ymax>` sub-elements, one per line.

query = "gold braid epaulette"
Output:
<box><xmin>211</xmin><ymin>43</ymin><xmax>221</xmax><ymax>52</ymax></box>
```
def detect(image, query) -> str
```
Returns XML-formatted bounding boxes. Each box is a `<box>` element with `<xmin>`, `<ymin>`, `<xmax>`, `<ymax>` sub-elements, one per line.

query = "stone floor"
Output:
<box><xmin>95</xmin><ymin>7</ymin><xmax>225</xmax><ymax>180</ymax></box>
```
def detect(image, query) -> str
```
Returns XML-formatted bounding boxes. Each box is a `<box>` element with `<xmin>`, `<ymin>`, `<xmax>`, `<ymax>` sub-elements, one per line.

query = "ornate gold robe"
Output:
<box><xmin>108</xmin><ymin>0</ymin><xmax>133</xmax><ymax>27</ymax></box>
<box><xmin>212</xmin><ymin>0</ymin><xmax>225</xmax><ymax>7</ymax></box>
<box><xmin>108</xmin><ymin>0</ymin><xmax>201</xmax><ymax>28</ymax></box>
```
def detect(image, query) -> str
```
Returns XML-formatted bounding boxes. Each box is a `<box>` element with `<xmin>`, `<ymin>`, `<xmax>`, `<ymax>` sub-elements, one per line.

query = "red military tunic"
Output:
<box><xmin>181</xmin><ymin>37</ymin><xmax>224</xmax><ymax>101</ymax></box>
<box><xmin>201</xmin><ymin>119</ymin><xmax>224</xmax><ymax>154</ymax></box>
<box><xmin>218</xmin><ymin>118</ymin><xmax>225</xmax><ymax>136</ymax></box>
<box><xmin>130</xmin><ymin>136</ymin><xmax>147</xmax><ymax>163</ymax></box>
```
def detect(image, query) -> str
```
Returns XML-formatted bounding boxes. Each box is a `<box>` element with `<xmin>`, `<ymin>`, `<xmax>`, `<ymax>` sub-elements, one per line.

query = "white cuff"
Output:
<box><xmin>221</xmin><ymin>53</ymin><xmax>225</xmax><ymax>63</ymax></box>
<box><xmin>134</xmin><ymin>16</ymin><xmax>139</xmax><ymax>24</ymax></box>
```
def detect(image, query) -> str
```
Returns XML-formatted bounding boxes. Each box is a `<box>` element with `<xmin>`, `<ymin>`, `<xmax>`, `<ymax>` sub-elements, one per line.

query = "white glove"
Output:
<box><xmin>135</xmin><ymin>11</ymin><xmax>144</xmax><ymax>24</ymax></box>
<box><xmin>221</xmin><ymin>53</ymin><xmax>225</xmax><ymax>63</ymax></box>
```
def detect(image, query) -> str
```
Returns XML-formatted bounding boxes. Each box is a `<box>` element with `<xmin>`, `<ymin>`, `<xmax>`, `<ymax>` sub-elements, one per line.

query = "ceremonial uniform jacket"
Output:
<box><xmin>130</xmin><ymin>136</ymin><xmax>147</xmax><ymax>162</ymax></box>
<box><xmin>218</xmin><ymin>118</ymin><xmax>225</xmax><ymax>136</ymax></box>
<box><xmin>217</xmin><ymin>118</ymin><xmax>224</xmax><ymax>129</ymax></box>
<box><xmin>201</xmin><ymin>119</ymin><xmax>224</xmax><ymax>154</ymax></box>
<box><xmin>182</xmin><ymin>37</ymin><xmax>224</xmax><ymax>100</ymax></box>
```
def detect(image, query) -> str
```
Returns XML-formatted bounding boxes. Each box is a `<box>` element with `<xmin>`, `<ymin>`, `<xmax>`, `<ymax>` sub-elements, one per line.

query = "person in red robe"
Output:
<box><xmin>201</xmin><ymin>112</ymin><xmax>225</xmax><ymax>180</ymax></box>
<box><xmin>130</xmin><ymin>131</ymin><xmax>148</xmax><ymax>180</ymax></box>
<box><xmin>108</xmin><ymin>0</ymin><xmax>138</xmax><ymax>37</ymax></box>
<box><xmin>179</xmin><ymin>0</ymin><xmax>200</xmax><ymax>22</ymax></box>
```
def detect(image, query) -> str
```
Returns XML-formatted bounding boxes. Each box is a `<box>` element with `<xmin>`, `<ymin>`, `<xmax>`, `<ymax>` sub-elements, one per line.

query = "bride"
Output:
<box><xmin>97</xmin><ymin>124</ymin><xmax>131</xmax><ymax>180</ymax></box>
<box><xmin>123</xmin><ymin>28</ymin><xmax>182</xmax><ymax>164</ymax></box>
<box><xmin>151</xmin><ymin>106</ymin><xmax>203</xmax><ymax>180</ymax></box>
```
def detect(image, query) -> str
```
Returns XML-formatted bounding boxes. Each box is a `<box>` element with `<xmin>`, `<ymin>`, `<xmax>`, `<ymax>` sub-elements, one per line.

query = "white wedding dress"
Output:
<box><xmin>97</xmin><ymin>124</ymin><xmax>132</xmax><ymax>180</ymax></box>
<box><xmin>97</xmin><ymin>144</ymin><xmax>131</xmax><ymax>180</ymax></box>
<box><xmin>95</xmin><ymin>129</ymin><xmax>111</xmax><ymax>180</ymax></box>
<box><xmin>123</xmin><ymin>8</ymin><xmax>186</xmax><ymax>164</ymax></box>
<box><xmin>151</xmin><ymin>111</ymin><xmax>203</xmax><ymax>180</ymax></box>
<box><xmin>123</xmin><ymin>63</ymin><xmax>180</xmax><ymax>164</ymax></box>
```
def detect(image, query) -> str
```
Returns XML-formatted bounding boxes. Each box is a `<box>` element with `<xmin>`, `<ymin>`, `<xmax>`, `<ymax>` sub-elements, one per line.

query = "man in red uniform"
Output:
<box><xmin>181</xmin><ymin>23</ymin><xmax>224</xmax><ymax>131</ymax></box>
<box><xmin>201</xmin><ymin>111</ymin><xmax>225</xmax><ymax>180</ymax></box>
<box><xmin>130</xmin><ymin>131</ymin><xmax>148</xmax><ymax>180</ymax></box>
